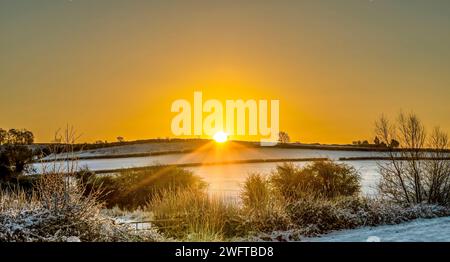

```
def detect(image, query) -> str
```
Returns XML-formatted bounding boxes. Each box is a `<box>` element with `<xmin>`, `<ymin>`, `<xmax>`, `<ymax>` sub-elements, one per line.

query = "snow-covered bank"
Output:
<box><xmin>305</xmin><ymin>216</ymin><xmax>450</xmax><ymax>242</ymax></box>
<box><xmin>41</xmin><ymin>141</ymin><xmax>205</xmax><ymax>160</ymax></box>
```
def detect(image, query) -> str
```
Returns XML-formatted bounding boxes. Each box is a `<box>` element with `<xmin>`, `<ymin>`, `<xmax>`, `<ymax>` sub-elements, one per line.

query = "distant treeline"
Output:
<box><xmin>264</xmin><ymin>142</ymin><xmax>450</xmax><ymax>153</ymax></box>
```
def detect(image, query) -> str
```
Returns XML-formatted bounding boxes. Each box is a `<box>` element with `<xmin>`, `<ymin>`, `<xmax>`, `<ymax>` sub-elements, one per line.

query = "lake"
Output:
<box><xmin>32</xmin><ymin>147</ymin><xmax>384</xmax><ymax>198</ymax></box>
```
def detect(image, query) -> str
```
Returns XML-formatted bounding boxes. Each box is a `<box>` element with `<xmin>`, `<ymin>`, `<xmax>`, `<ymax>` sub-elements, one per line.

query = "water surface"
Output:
<box><xmin>33</xmin><ymin>148</ymin><xmax>383</xmax><ymax>198</ymax></box>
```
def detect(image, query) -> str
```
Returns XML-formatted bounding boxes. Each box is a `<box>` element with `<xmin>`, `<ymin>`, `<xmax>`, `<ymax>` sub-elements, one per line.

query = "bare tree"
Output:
<box><xmin>390</xmin><ymin>139</ymin><xmax>400</xmax><ymax>148</ymax></box>
<box><xmin>374</xmin><ymin>136</ymin><xmax>380</xmax><ymax>145</ymax></box>
<box><xmin>424</xmin><ymin>127</ymin><xmax>450</xmax><ymax>205</ymax></box>
<box><xmin>38</xmin><ymin>127</ymin><xmax>98</xmax><ymax>212</ymax></box>
<box><xmin>117</xmin><ymin>136</ymin><xmax>125</xmax><ymax>143</ymax></box>
<box><xmin>278</xmin><ymin>131</ymin><xmax>291</xmax><ymax>144</ymax></box>
<box><xmin>375</xmin><ymin>112</ymin><xmax>450</xmax><ymax>205</ymax></box>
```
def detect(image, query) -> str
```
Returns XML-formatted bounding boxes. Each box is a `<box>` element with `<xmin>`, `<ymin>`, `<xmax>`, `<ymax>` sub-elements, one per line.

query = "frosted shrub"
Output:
<box><xmin>286</xmin><ymin>196</ymin><xmax>367</xmax><ymax>235</ymax></box>
<box><xmin>364</xmin><ymin>200</ymin><xmax>450</xmax><ymax>226</ymax></box>
<box><xmin>0</xmin><ymin>186</ymin><xmax>164</xmax><ymax>242</ymax></box>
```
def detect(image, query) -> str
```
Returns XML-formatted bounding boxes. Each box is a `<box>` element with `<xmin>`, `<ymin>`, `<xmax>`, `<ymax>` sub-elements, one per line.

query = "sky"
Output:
<box><xmin>1</xmin><ymin>0</ymin><xmax>450</xmax><ymax>144</ymax></box>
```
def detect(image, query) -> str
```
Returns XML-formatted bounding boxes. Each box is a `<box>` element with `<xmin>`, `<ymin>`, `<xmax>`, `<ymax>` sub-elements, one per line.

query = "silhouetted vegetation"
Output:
<box><xmin>390</xmin><ymin>138</ymin><xmax>400</xmax><ymax>148</ymax></box>
<box><xmin>352</xmin><ymin>140</ymin><xmax>370</xmax><ymax>146</ymax></box>
<box><xmin>0</xmin><ymin>128</ymin><xmax>35</xmax><ymax>181</ymax></box>
<box><xmin>278</xmin><ymin>131</ymin><xmax>291</xmax><ymax>144</ymax></box>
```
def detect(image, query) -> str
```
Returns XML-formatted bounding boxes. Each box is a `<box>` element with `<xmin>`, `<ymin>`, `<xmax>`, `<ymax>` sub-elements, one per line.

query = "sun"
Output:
<box><xmin>213</xmin><ymin>131</ymin><xmax>228</xmax><ymax>143</ymax></box>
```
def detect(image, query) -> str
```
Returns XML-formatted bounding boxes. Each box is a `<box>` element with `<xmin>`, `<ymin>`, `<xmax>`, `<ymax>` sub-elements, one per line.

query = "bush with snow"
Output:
<box><xmin>286</xmin><ymin>197</ymin><xmax>450</xmax><ymax>237</ymax></box>
<box><xmin>0</xmin><ymin>174</ymin><xmax>165</xmax><ymax>242</ymax></box>
<box><xmin>239</xmin><ymin>161</ymin><xmax>450</xmax><ymax>240</ymax></box>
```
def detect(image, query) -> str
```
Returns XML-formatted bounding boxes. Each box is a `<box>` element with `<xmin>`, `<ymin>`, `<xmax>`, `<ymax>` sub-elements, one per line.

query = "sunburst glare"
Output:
<box><xmin>213</xmin><ymin>131</ymin><xmax>228</xmax><ymax>143</ymax></box>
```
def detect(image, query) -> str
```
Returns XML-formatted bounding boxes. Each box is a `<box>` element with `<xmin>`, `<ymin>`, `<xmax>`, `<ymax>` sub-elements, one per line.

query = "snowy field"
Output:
<box><xmin>41</xmin><ymin>140</ymin><xmax>207</xmax><ymax>159</ymax></box>
<box><xmin>305</xmin><ymin>217</ymin><xmax>450</xmax><ymax>242</ymax></box>
<box><xmin>41</xmin><ymin>141</ymin><xmax>385</xmax><ymax>160</ymax></box>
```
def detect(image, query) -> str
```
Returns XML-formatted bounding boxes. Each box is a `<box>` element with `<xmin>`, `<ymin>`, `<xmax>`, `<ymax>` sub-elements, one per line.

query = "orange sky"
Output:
<box><xmin>1</xmin><ymin>1</ymin><xmax>449</xmax><ymax>144</ymax></box>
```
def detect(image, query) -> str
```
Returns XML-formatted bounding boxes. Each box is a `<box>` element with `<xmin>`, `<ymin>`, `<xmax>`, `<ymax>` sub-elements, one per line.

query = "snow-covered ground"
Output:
<box><xmin>41</xmin><ymin>141</ymin><xmax>206</xmax><ymax>160</ymax></box>
<box><xmin>305</xmin><ymin>216</ymin><xmax>450</xmax><ymax>242</ymax></box>
<box><xmin>103</xmin><ymin>209</ymin><xmax>154</xmax><ymax>231</ymax></box>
